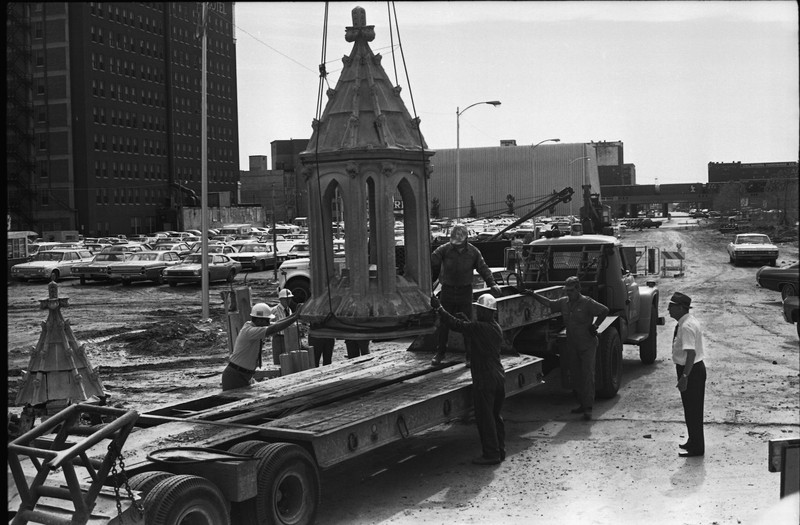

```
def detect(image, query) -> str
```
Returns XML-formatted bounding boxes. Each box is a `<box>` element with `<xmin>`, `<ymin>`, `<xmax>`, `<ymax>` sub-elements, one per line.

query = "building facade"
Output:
<box><xmin>6</xmin><ymin>2</ymin><xmax>239</xmax><ymax>236</ymax></box>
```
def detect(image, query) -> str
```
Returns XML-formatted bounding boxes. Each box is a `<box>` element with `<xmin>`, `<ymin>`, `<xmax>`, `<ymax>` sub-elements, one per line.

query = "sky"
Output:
<box><xmin>232</xmin><ymin>1</ymin><xmax>798</xmax><ymax>185</ymax></box>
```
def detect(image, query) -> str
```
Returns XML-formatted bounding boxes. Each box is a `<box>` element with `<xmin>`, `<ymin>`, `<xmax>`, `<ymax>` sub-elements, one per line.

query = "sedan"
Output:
<box><xmin>756</xmin><ymin>262</ymin><xmax>800</xmax><ymax>299</ymax></box>
<box><xmin>727</xmin><ymin>233</ymin><xmax>779</xmax><ymax>266</ymax></box>
<box><xmin>72</xmin><ymin>252</ymin><xmax>130</xmax><ymax>284</ymax></box>
<box><xmin>230</xmin><ymin>243</ymin><xmax>278</xmax><ymax>271</ymax></box>
<box><xmin>150</xmin><ymin>241</ymin><xmax>192</xmax><ymax>259</ymax></box>
<box><xmin>11</xmin><ymin>249</ymin><xmax>95</xmax><ymax>282</ymax></box>
<box><xmin>161</xmin><ymin>254</ymin><xmax>242</xmax><ymax>287</ymax></box>
<box><xmin>108</xmin><ymin>251</ymin><xmax>183</xmax><ymax>285</ymax></box>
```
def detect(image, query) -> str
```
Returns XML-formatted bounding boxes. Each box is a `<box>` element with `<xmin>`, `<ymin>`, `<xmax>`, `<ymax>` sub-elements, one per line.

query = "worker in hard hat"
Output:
<box><xmin>430</xmin><ymin>293</ymin><xmax>506</xmax><ymax>465</ymax></box>
<box><xmin>430</xmin><ymin>224</ymin><xmax>502</xmax><ymax>367</ymax></box>
<box><xmin>272</xmin><ymin>288</ymin><xmax>300</xmax><ymax>363</ymax></box>
<box><xmin>528</xmin><ymin>276</ymin><xmax>608</xmax><ymax>420</ymax></box>
<box><xmin>222</xmin><ymin>302</ymin><xmax>301</xmax><ymax>391</ymax></box>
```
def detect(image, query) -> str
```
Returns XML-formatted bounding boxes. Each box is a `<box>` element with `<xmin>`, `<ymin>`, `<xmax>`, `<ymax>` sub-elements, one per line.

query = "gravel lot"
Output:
<box><xmin>7</xmin><ymin>219</ymin><xmax>799</xmax><ymax>524</ymax></box>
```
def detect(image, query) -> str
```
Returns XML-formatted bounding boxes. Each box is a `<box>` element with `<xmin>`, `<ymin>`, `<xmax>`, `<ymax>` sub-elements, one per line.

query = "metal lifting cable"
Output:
<box><xmin>311</xmin><ymin>2</ymin><xmax>338</xmax><ymax>323</ymax></box>
<box><xmin>386</xmin><ymin>2</ymin><xmax>399</xmax><ymax>86</ymax></box>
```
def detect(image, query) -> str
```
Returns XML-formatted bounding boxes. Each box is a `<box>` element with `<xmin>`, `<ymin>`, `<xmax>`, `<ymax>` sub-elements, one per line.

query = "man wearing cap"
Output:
<box><xmin>668</xmin><ymin>291</ymin><xmax>706</xmax><ymax>457</ymax></box>
<box><xmin>430</xmin><ymin>224</ymin><xmax>502</xmax><ymax>367</ymax></box>
<box><xmin>528</xmin><ymin>276</ymin><xmax>608</xmax><ymax>420</ymax></box>
<box><xmin>222</xmin><ymin>302</ymin><xmax>301</xmax><ymax>391</ymax></box>
<box><xmin>431</xmin><ymin>293</ymin><xmax>506</xmax><ymax>465</ymax></box>
<box><xmin>273</xmin><ymin>289</ymin><xmax>300</xmax><ymax>361</ymax></box>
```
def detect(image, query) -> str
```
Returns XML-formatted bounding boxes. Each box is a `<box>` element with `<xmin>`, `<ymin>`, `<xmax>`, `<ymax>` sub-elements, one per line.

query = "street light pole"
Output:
<box><xmin>456</xmin><ymin>100</ymin><xmax>501</xmax><ymax>218</ymax></box>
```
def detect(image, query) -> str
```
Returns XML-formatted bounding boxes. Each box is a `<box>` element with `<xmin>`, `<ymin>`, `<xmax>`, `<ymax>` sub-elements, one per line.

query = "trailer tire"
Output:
<box><xmin>127</xmin><ymin>470</ymin><xmax>173</xmax><ymax>499</ymax></box>
<box><xmin>253</xmin><ymin>443</ymin><xmax>320</xmax><ymax>525</ymax></box>
<box><xmin>144</xmin><ymin>474</ymin><xmax>230</xmax><ymax>525</ymax></box>
<box><xmin>595</xmin><ymin>327</ymin><xmax>622</xmax><ymax>399</ymax></box>
<box><xmin>638</xmin><ymin>304</ymin><xmax>658</xmax><ymax>365</ymax></box>
<box><xmin>228</xmin><ymin>440</ymin><xmax>270</xmax><ymax>456</ymax></box>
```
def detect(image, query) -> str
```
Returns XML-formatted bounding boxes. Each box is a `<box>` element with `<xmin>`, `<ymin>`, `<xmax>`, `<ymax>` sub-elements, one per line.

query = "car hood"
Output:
<box><xmin>165</xmin><ymin>263</ymin><xmax>203</xmax><ymax>271</ymax></box>
<box><xmin>14</xmin><ymin>261</ymin><xmax>59</xmax><ymax>269</ymax></box>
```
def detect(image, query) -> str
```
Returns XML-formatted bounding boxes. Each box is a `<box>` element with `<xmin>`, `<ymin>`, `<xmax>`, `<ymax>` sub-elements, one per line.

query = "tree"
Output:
<box><xmin>430</xmin><ymin>197</ymin><xmax>440</xmax><ymax>219</ymax></box>
<box><xmin>506</xmin><ymin>194</ymin><xmax>515</xmax><ymax>215</ymax></box>
<box><xmin>468</xmin><ymin>196</ymin><xmax>478</xmax><ymax>218</ymax></box>
<box><xmin>713</xmin><ymin>182</ymin><xmax>743</xmax><ymax>215</ymax></box>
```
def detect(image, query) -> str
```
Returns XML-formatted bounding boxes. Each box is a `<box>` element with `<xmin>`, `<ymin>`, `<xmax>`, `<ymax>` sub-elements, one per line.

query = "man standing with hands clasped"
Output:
<box><xmin>668</xmin><ymin>291</ymin><xmax>706</xmax><ymax>457</ymax></box>
<box><xmin>527</xmin><ymin>276</ymin><xmax>608</xmax><ymax>420</ymax></box>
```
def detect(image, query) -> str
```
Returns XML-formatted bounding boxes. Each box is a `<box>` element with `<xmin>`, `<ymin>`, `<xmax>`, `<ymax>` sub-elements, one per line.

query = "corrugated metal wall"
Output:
<box><xmin>427</xmin><ymin>142</ymin><xmax>600</xmax><ymax>218</ymax></box>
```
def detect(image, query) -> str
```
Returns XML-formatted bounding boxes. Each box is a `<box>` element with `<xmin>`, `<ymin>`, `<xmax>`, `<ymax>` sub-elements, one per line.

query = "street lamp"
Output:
<box><xmin>456</xmin><ymin>100</ymin><xmax>501</xmax><ymax>218</ymax></box>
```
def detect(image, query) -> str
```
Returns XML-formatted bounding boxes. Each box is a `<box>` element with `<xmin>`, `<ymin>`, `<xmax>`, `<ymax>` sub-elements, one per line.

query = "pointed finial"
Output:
<box><xmin>345</xmin><ymin>6</ymin><xmax>375</xmax><ymax>43</ymax></box>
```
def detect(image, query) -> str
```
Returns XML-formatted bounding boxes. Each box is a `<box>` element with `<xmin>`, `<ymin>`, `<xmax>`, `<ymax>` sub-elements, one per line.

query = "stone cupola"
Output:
<box><xmin>298</xmin><ymin>6</ymin><xmax>436</xmax><ymax>340</ymax></box>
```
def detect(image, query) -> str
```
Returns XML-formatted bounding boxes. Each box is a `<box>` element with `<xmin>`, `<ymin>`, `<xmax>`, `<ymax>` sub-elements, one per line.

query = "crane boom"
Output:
<box><xmin>486</xmin><ymin>187</ymin><xmax>575</xmax><ymax>241</ymax></box>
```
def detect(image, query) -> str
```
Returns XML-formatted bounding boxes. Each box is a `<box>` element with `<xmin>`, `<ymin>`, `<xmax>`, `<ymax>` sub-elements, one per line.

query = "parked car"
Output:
<box><xmin>756</xmin><ymin>262</ymin><xmax>799</xmax><ymax>299</ymax></box>
<box><xmin>782</xmin><ymin>296</ymin><xmax>799</xmax><ymax>337</ymax></box>
<box><xmin>230</xmin><ymin>243</ymin><xmax>278</xmax><ymax>271</ymax></box>
<box><xmin>727</xmin><ymin>233</ymin><xmax>779</xmax><ymax>266</ymax></box>
<box><xmin>285</xmin><ymin>242</ymin><xmax>311</xmax><ymax>260</ymax></box>
<box><xmin>187</xmin><ymin>243</ymin><xmax>238</xmax><ymax>256</ymax></box>
<box><xmin>11</xmin><ymin>249</ymin><xmax>95</xmax><ymax>282</ymax></box>
<box><xmin>108</xmin><ymin>251</ymin><xmax>183</xmax><ymax>285</ymax></box>
<box><xmin>100</xmin><ymin>243</ymin><xmax>148</xmax><ymax>256</ymax></box>
<box><xmin>150</xmin><ymin>241</ymin><xmax>192</xmax><ymax>259</ymax></box>
<box><xmin>71</xmin><ymin>252</ymin><xmax>130</xmax><ymax>284</ymax></box>
<box><xmin>161</xmin><ymin>254</ymin><xmax>242</xmax><ymax>287</ymax></box>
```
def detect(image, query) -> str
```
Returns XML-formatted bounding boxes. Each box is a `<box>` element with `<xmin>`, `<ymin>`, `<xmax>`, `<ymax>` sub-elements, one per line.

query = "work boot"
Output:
<box><xmin>472</xmin><ymin>455</ymin><xmax>501</xmax><ymax>465</ymax></box>
<box><xmin>582</xmin><ymin>408</ymin><xmax>593</xmax><ymax>421</ymax></box>
<box><xmin>570</xmin><ymin>406</ymin><xmax>586</xmax><ymax>414</ymax></box>
<box><xmin>431</xmin><ymin>350</ymin><xmax>446</xmax><ymax>366</ymax></box>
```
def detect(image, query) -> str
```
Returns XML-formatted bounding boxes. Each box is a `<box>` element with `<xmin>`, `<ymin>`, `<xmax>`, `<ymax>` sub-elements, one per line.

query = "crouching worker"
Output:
<box><xmin>222</xmin><ymin>302</ymin><xmax>301</xmax><ymax>391</ymax></box>
<box><xmin>431</xmin><ymin>293</ymin><xmax>506</xmax><ymax>465</ymax></box>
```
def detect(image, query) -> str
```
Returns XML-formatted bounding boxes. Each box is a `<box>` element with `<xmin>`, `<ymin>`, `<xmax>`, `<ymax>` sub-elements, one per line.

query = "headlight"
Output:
<box><xmin>38</xmin><ymin>268</ymin><xmax>47</xmax><ymax>274</ymax></box>
<box><xmin>193</xmin><ymin>269</ymin><xmax>200</xmax><ymax>275</ymax></box>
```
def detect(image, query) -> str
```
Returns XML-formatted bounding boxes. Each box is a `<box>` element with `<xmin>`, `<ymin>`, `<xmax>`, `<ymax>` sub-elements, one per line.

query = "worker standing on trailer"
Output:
<box><xmin>430</xmin><ymin>224</ymin><xmax>502</xmax><ymax>366</ymax></box>
<box><xmin>222</xmin><ymin>303</ymin><xmax>301</xmax><ymax>391</ymax></box>
<box><xmin>431</xmin><ymin>293</ymin><xmax>506</xmax><ymax>465</ymax></box>
<box><xmin>528</xmin><ymin>276</ymin><xmax>608</xmax><ymax>420</ymax></box>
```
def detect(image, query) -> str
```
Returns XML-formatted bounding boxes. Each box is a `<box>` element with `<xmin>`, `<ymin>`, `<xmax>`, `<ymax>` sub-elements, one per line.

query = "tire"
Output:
<box><xmin>639</xmin><ymin>303</ymin><xmax>658</xmax><ymax>365</ymax></box>
<box><xmin>595</xmin><ymin>327</ymin><xmax>622</xmax><ymax>399</ymax></box>
<box><xmin>781</xmin><ymin>284</ymin><xmax>797</xmax><ymax>301</ymax></box>
<box><xmin>286</xmin><ymin>279</ymin><xmax>311</xmax><ymax>304</ymax></box>
<box><xmin>49</xmin><ymin>270</ymin><xmax>60</xmax><ymax>282</ymax></box>
<box><xmin>228</xmin><ymin>440</ymin><xmax>269</xmax><ymax>456</ymax></box>
<box><xmin>127</xmin><ymin>470</ymin><xmax>173</xmax><ymax>499</ymax></box>
<box><xmin>226</xmin><ymin>270</ymin><xmax>236</xmax><ymax>283</ymax></box>
<box><xmin>80</xmin><ymin>276</ymin><xmax>86</xmax><ymax>285</ymax></box>
<box><xmin>251</xmin><ymin>443</ymin><xmax>320</xmax><ymax>525</ymax></box>
<box><xmin>168</xmin><ymin>281</ymin><xmax>177</xmax><ymax>287</ymax></box>
<box><xmin>144</xmin><ymin>474</ymin><xmax>230</xmax><ymax>525</ymax></box>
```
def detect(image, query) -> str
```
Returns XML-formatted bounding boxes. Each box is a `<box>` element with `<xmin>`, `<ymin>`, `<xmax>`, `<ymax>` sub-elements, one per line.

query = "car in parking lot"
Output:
<box><xmin>11</xmin><ymin>249</ymin><xmax>94</xmax><ymax>282</ymax></box>
<box><xmin>727</xmin><ymin>233</ymin><xmax>779</xmax><ymax>266</ymax></box>
<box><xmin>230</xmin><ymin>243</ymin><xmax>278</xmax><ymax>271</ymax></box>
<box><xmin>161</xmin><ymin>254</ymin><xmax>242</xmax><ymax>286</ymax></box>
<box><xmin>108</xmin><ymin>251</ymin><xmax>183</xmax><ymax>285</ymax></box>
<box><xmin>150</xmin><ymin>241</ymin><xmax>192</xmax><ymax>259</ymax></box>
<box><xmin>71</xmin><ymin>252</ymin><xmax>130</xmax><ymax>284</ymax></box>
<box><xmin>186</xmin><ymin>243</ymin><xmax>238</xmax><ymax>257</ymax></box>
<box><xmin>756</xmin><ymin>261</ymin><xmax>799</xmax><ymax>299</ymax></box>
<box><xmin>100</xmin><ymin>243</ymin><xmax>149</xmax><ymax>256</ymax></box>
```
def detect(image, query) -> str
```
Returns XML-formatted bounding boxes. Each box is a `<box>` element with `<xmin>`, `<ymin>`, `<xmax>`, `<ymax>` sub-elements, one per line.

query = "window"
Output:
<box><xmin>38</xmin><ymin>161</ymin><xmax>48</xmax><ymax>178</ymax></box>
<box><xmin>41</xmin><ymin>193</ymin><xmax>49</xmax><ymax>206</ymax></box>
<box><xmin>37</xmin><ymin>109</ymin><xmax>46</xmax><ymax>122</ymax></box>
<box><xmin>39</xmin><ymin>135</ymin><xmax>47</xmax><ymax>150</ymax></box>
<box><xmin>34</xmin><ymin>21</ymin><xmax>43</xmax><ymax>39</ymax></box>
<box><xmin>35</xmin><ymin>50</ymin><xmax>44</xmax><ymax>67</ymax></box>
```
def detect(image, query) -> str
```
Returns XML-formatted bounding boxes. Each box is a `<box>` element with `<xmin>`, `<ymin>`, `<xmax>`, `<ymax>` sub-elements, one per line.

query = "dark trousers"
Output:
<box><xmin>676</xmin><ymin>361</ymin><xmax>706</xmax><ymax>453</ymax></box>
<box><xmin>345</xmin><ymin>339</ymin><xmax>370</xmax><ymax>358</ymax></box>
<box><xmin>572</xmin><ymin>344</ymin><xmax>597</xmax><ymax>410</ymax></box>
<box><xmin>473</xmin><ymin>385</ymin><xmax>505</xmax><ymax>460</ymax></box>
<box><xmin>221</xmin><ymin>364</ymin><xmax>253</xmax><ymax>391</ymax></box>
<box><xmin>310</xmin><ymin>337</ymin><xmax>334</xmax><ymax>366</ymax></box>
<box><xmin>436</xmin><ymin>292</ymin><xmax>473</xmax><ymax>355</ymax></box>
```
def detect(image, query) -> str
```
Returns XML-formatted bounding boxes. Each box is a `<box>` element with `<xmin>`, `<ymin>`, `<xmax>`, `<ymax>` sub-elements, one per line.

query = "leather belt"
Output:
<box><xmin>227</xmin><ymin>362</ymin><xmax>254</xmax><ymax>375</ymax></box>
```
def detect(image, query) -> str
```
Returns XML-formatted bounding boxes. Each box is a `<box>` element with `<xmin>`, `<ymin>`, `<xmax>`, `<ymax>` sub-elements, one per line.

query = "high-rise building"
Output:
<box><xmin>6</xmin><ymin>2</ymin><xmax>239</xmax><ymax>236</ymax></box>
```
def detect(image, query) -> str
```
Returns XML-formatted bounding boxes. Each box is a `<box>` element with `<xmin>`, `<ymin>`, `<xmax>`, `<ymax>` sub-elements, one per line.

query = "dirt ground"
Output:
<box><xmin>6</xmin><ymin>218</ymin><xmax>800</xmax><ymax>524</ymax></box>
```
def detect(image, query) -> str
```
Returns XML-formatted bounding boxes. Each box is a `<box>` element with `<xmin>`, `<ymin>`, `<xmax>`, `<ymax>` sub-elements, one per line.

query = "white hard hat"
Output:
<box><xmin>278</xmin><ymin>289</ymin><xmax>293</xmax><ymax>299</ymax></box>
<box><xmin>250</xmin><ymin>303</ymin><xmax>275</xmax><ymax>319</ymax></box>
<box><xmin>474</xmin><ymin>293</ymin><xmax>497</xmax><ymax>311</ymax></box>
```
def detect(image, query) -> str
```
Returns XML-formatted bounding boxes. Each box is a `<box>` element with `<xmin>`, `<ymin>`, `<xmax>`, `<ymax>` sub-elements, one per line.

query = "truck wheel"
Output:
<box><xmin>781</xmin><ymin>284</ymin><xmax>797</xmax><ymax>301</ymax></box>
<box><xmin>144</xmin><ymin>474</ymin><xmax>230</xmax><ymax>525</ymax></box>
<box><xmin>127</xmin><ymin>470</ymin><xmax>173</xmax><ymax>499</ymax></box>
<box><xmin>638</xmin><ymin>304</ymin><xmax>658</xmax><ymax>365</ymax></box>
<box><xmin>228</xmin><ymin>440</ymin><xmax>270</xmax><ymax>456</ymax></box>
<box><xmin>241</xmin><ymin>443</ymin><xmax>319</xmax><ymax>525</ymax></box>
<box><xmin>286</xmin><ymin>279</ymin><xmax>311</xmax><ymax>304</ymax></box>
<box><xmin>595</xmin><ymin>327</ymin><xmax>622</xmax><ymax>399</ymax></box>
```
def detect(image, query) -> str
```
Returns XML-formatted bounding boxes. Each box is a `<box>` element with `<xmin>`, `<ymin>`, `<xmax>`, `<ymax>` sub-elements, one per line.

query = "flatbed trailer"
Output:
<box><xmin>9</xmin><ymin>348</ymin><xmax>545</xmax><ymax>525</ymax></box>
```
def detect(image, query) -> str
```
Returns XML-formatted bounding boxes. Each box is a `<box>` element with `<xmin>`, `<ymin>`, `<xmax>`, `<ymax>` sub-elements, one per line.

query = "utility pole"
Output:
<box><xmin>272</xmin><ymin>184</ymin><xmax>278</xmax><ymax>280</ymax></box>
<box><xmin>197</xmin><ymin>3</ymin><xmax>209</xmax><ymax>319</ymax></box>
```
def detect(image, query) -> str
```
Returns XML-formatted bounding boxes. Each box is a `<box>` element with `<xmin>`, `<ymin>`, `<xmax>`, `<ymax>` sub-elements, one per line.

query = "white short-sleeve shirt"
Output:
<box><xmin>672</xmin><ymin>313</ymin><xmax>704</xmax><ymax>365</ymax></box>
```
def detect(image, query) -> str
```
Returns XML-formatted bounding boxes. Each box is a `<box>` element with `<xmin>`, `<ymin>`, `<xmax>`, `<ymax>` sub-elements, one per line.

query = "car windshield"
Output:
<box><xmin>129</xmin><ymin>253</ymin><xmax>159</xmax><ymax>261</ymax></box>
<box><xmin>738</xmin><ymin>235</ymin><xmax>770</xmax><ymax>245</ymax></box>
<box><xmin>34</xmin><ymin>252</ymin><xmax>65</xmax><ymax>261</ymax></box>
<box><xmin>289</xmin><ymin>245</ymin><xmax>309</xmax><ymax>252</ymax></box>
<box><xmin>94</xmin><ymin>253</ymin><xmax>123</xmax><ymax>262</ymax></box>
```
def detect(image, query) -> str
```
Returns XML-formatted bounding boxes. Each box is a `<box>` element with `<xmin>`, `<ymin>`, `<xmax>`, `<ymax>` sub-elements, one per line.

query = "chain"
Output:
<box><xmin>108</xmin><ymin>441</ymin><xmax>145</xmax><ymax>520</ymax></box>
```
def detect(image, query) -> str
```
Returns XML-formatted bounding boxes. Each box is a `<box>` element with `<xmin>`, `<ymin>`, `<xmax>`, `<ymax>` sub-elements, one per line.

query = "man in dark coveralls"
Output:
<box><xmin>528</xmin><ymin>276</ymin><xmax>608</xmax><ymax>420</ymax></box>
<box><xmin>430</xmin><ymin>224</ymin><xmax>502</xmax><ymax>366</ymax></box>
<box><xmin>431</xmin><ymin>293</ymin><xmax>506</xmax><ymax>465</ymax></box>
